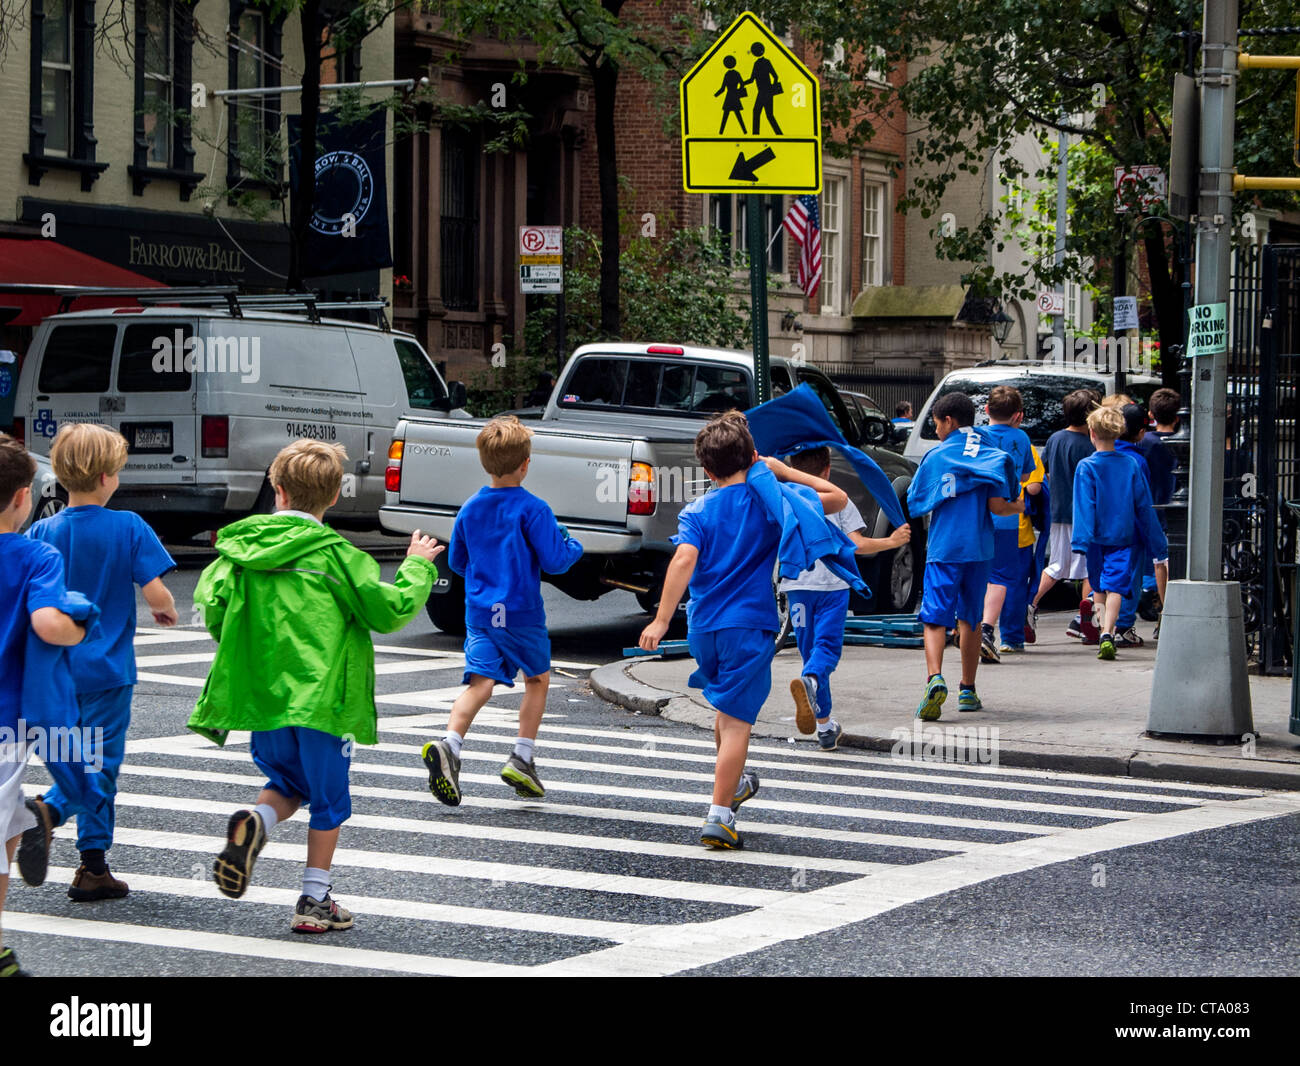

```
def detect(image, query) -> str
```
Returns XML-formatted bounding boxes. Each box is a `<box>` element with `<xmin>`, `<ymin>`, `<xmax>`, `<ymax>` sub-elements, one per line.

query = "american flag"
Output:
<box><xmin>782</xmin><ymin>195</ymin><xmax>822</xmax><ymax>300</ymax></box>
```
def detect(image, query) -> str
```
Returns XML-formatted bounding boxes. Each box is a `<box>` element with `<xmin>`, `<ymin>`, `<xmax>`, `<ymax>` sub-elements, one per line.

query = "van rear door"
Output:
<box><xmin>112</xmin><ymin>320</ymin><xmax>198</xmax><ymax>486</ymax></box>
<box><xmin>25</xmin><ymin>321</ymin><xmax>119</xmax><ymax>456</ymax></box>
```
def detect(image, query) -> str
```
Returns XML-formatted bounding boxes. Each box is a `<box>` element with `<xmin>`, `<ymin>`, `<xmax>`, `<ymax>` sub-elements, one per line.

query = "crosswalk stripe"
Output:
<box><xmin>118</xmin><ymin>742</ymin><xmax>1084</xmax><ymax>833</ymax></box>
<box><xmin>377</xmin><ymin>724</ymin><xmax>1218</xmax><ymax>806</ymax></box>
<box><xmin>3</xmin><ymin>911</ymin><xmax>523</xmax><ymax>977</ymax></box>
<box><xmin>35</xmin><ymin>786</ymin><xmax>891</xmax><ymax>877</ymax></box>
<box><xmin>85</xmin><ymin>826</ymin><xmax>793</xmax><ymax>907</ymax></box>
<box><xmin>106</xmin><ymin>763</ymin><xmax>985</xmax><ymax>852</ymax></box>
<box><xmin>38</xmin><ymin>866</ymin><xmax>639</xmax><ymax>942</ymax></box>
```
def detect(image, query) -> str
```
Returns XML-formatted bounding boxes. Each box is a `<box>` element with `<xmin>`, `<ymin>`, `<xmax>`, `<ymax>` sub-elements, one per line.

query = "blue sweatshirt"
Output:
<box><xmin>977</xmin><ymin>423</ymin><xmax>1035</xmax><ymax>532</ymax></box>
<box><xmin>449</xmin><ymin>486</ymin><xmax>584</xmax><ymax>628</ymax></box>
<box><xmin>907</xmin><ymin>428</ymin><xmax>1018</xmax><ymax>563</ymax></box>
<box><xmin>1071</xmin><ymin>450</ymin><xmax>1168</xmax><ymax>559</ymax></box>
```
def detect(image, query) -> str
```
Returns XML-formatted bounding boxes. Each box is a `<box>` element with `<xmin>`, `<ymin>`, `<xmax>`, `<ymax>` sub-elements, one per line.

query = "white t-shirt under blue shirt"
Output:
<box><xmin>778</xmin><ymin>497</ymin><xmax>866</xmax><ymax>593</ymax></box>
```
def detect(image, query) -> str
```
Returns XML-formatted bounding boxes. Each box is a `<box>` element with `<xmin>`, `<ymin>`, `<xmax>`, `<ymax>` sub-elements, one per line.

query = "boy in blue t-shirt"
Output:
<box><xmin>423</xmin><ymin>416</ymin><xmax>583</xmax><ymax>807</ymax></box>
<box><xmin>27</xmin><ymin>423</ymin><xmax>177</xmax><ymax>902</ymax></box>
<box><xmin>906</xmin><ymin>393</ymin><xmax>1022</xmax><ymax>720</ymax></box>
<box><xmin>1072</xmin><ymin>406</ymin><xmax>1169</xmax><ymax>661</ymax></box>
<box><xmin>640</xmin><ymin>411</ymin><xmax>848</xmax><ymax>849</ymax></box>
<box><xmin>977</xmin><ymin>385</ymin><xmax>1040</xmax><ymax>663</ymax></box>
<box><xmin>0</xmin><ymin>434</ymin><xmax>88</xmax><ymax>977</ymax></box>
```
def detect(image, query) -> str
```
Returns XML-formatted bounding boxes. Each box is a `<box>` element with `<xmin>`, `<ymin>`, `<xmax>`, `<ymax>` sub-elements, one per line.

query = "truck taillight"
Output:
<box><xmin>12</xmin><ymin>417</ymin><xmax>23</xmax><ymax>447</ymax></box>
<box><xmin>388</xmin><ymin>439</ymin><xmax>403</xmax><ymax>461</ymax></box>
<box><xmin>201</xmin><ymin>415</ymin><xmax>228</xmax><ymax>458</ymax></box>
<box><xmin>386</xmin><ymin>437</ymin><xmax>402</xmax><ymax>492</ymax></box>
<box><xmin>627</xmin><ymin>461</ymin><xmax>655</xmax><ymax>516</ymax></box>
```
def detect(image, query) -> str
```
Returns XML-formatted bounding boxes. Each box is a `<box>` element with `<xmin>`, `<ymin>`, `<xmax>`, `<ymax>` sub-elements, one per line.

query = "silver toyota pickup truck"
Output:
<box><xmin>380</xmin><ymin>342</ymin><xmax>920</xmax><ymax>634</ymax></box>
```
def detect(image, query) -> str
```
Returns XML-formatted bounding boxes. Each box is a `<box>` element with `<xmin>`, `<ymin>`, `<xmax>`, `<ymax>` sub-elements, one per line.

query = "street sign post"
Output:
<box><xmin>679</xmin><ymin>11</ymin><xmax>822</xmax><ymax>403</ymax></box>
<box><xmin>519</xmin><ymin>225</ymin><xmax>563</xmax><ymax>294</ymax></box>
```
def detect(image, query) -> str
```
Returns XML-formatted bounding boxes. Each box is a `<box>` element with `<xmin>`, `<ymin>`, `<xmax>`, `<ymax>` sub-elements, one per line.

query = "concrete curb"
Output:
<box><xmin>592</xmin><ymin>657</ymin><xmax>1300</xmax><ymax>791</ymax></box>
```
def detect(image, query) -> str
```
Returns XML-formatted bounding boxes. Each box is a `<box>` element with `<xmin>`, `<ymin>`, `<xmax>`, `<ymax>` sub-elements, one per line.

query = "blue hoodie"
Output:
<box><xmin>1072</xmin><ymin>449</ymin><xmax>1168</xmax><ymax>558</ymax></box>
<box><xmin>977</xmin><ymin>423</ymin><xmax>1035</xmax><ymax>532</ymax></box>
<box><xmin>907</xmin><ymin>428</ymin><xmax>1019</xmax><ymax>563</ymax></box>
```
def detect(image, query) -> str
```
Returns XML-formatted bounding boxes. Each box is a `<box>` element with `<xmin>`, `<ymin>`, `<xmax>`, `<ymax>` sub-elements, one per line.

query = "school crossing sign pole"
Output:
<box><xmin>680</xmin><ymin>11</ymin><xmax>821</xmax><ymax>404</ymax></box>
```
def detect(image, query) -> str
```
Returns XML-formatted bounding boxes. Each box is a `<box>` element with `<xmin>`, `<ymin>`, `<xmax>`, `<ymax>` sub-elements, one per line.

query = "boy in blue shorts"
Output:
<box><xmin>906</xmin><ymin>393</ymin><xmax>1021</xmax><ymax>720</ymax></box>
<box><xmin>977</xmin><ymin>385</ymin><xmax>1041</xmax><ymax>663</ymax></box>
<box><xmin>639</xmin><ymin>412</ymin><xmax>848</xmax><ymax>849</ymax></box>
<box><xmin>1</xmin><ymin>434</ymin><xmax>91</xmax><ymax>976</ymax></box>
<box><xmin>422</xmin><ymin>416</ymin><xmax>583</xmax><ymax>806</ymax></box>
<box><xmin>27</xmin><ymin>423</ymin><xmax>178</xmax><ymax>902</ymax></box>
<box><xmin>1072</xmin><ymin>406</ymin><xmax>1168</xmax><ymax>661</ymax></box>
<box><xmin>190</xmin><ymin>440</ymin><xmax>443</xmax><ymax>932</ymax></box>
<box><xmin>781</xmin><ymin>446</ymin><xmax>910</xmax><ymax>749</ymax></box>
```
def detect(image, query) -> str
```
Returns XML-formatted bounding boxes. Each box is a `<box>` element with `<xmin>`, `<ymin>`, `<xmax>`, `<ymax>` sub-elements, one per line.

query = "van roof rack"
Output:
<box><xmin>0</xmin><ymin>284</ymin><xmax>391</xmax><ymax>331</ymax></box>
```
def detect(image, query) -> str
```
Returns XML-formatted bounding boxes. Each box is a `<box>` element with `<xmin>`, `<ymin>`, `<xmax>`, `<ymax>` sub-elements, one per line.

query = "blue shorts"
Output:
<box><xmin>919</xmin><ymin>560</ymin><xmax>990</xmax><ymax>629</ymax></box>
<box><xmin>1086</xmin><ymin>545</ymin><xmax>1138</xmax><ymax>595</ymax></box>
<box><xmin>687</xmin><ymin>627</ymin><xmax>776</xmax><ymax>725</ymax></box>
<box><xmin>989</xmin><ymin>529</ymin><xmax>1024</xmax><ymax>587</ymax></box>
<box><xmin>250</xmin><ymin>726</ymin><xmax>351</xmax><ymax>831</ymax></box>
<box><xmin>463</xmin><ymin>624</ymin><xmax>550</xmax><ymax>686</ymax></box>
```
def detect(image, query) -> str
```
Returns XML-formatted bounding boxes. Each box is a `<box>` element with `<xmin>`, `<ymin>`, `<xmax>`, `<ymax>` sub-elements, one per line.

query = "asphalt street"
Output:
<box><xmin>6</xmin><ymin>550</ymin><xmax>1299</xmax><ymax>978</ymax></box>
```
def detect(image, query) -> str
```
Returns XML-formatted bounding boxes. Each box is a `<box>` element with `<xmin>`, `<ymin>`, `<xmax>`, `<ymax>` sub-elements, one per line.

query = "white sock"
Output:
<box><xmin>302</xmin><ymin>866</ymin><xmax>330</xmax><ymax>902</ymax></box>
<box><xmin>514</xmin><ymin>736</ymin><xmax>535</xmax><ymax>762</ymax></box>
<box><xmin>708</xmin><ymin>803</ymin><xmax>734</xmax><ymax>823</ymax></box>
<box><xmin>816</xmin><ymin>717</ymin><xmax>837</xmax><ymax>734</ymax></box>
<box><xmin>253</xmin><ymin>803</ymin><xmax>280</xmax><ymax>833</ymax></box>
<box><xmin>444</xmin><ymin>730</ymin><xmax>463</xmax><ymax>757</ymax></box>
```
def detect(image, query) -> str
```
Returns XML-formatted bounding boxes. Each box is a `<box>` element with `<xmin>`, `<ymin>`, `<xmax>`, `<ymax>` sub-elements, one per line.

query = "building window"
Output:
<box><xmin>142</xmin><ymin>1</ymin><xmax>172</xmax><ymax>166</ymax></box>
<box><xmin>862</xmin><ymin>181</ymin><xmax>885</xmax><ymax>288</ymax></box>
<box><xmin>26</xmin><ymin>0</ymin><xmax>108</xmax><ymax>188</ymax></box>
<box><xmin>821</xmin><ymin>177</ymin><xmax>844</xmax><ymax>314</ymax></box>
<box><xmin>441</xmin><ymin>128</ymin><xmax>480</xmax><ymax>313</ymax></box>
<box><xmin>227</xmin><ymin>2</ymin><xmax>284</xmax><ymax>189</ymax></box>
<box><xmin>41</xmin><ymin>0</ymin><xmax>72</xmax><ymax>154</ymax></box>
<box><xmin>130</xmin><ymin>0</ymin><xmax>201</xmax><ymax>196</ymax></box>
<box><xmin>707</xmin><ymin>194</ymin><xmax>785</xmax><ymax>274</ymax></box>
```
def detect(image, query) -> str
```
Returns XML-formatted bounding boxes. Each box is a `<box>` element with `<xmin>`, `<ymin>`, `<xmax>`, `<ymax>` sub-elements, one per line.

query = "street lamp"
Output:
<box><xmin>991</xmin><ymin>306</ymin><xmax>1014</xmax><ymax>346</ymax></box>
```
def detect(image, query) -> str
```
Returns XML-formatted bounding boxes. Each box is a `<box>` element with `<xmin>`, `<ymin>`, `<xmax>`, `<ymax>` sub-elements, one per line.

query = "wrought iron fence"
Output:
<box><xmin>813</xmin><ymin>362</ymin><xmax>936</xmax><ymax>421</ymax></box>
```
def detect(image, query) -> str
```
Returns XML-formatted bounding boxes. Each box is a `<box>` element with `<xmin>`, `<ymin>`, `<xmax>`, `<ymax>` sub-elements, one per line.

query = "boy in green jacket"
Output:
<box><xmin>188</xmin><ymin>440</ymin><xmax>442</xmax><ymax>933</ymax></box>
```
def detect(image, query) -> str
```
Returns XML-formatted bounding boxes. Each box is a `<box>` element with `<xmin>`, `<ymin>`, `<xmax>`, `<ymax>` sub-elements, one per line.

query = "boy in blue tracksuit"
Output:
<box><xmin>977</xmin><ymin>386</ymin><xmax>1042</xmax><ymax>662</ymax></box>
<box><xmin>26</xmin><ymin>423</ymin><xmax>177</xmax><ymax>902</ymax></box>
<box><xmin>639</xmin><ymin>411</ymin><xmax>850</xmax><ymax>849</ymax></box>
<box><xmin>1113</xmin><ymin>403</ymin><xmax>1169</xmax><ymax>646</ymax></box>
<box><xmin>781</xmin><ymin>446</ymin><xmax>910</xmax><ymax>750</ymax></box>
<box><xmin>907</xmin><ymin>393</ymin><xmax>1021</xmax><ymax>720</ymax></box>
<box><xmin>1072</xmin><ymin>406</ymin><xmax>1169</xmax><ymax>661</ymax></box>
<box><xmin>422</xmin><ymin>416</ymin><xmax>584</xmax><ymax>805</ymax></box>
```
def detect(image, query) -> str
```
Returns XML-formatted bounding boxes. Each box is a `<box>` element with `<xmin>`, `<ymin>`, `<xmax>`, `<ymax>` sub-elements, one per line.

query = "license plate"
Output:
<box><xmin>131</xmin><ymin>425</ymin><xmax>171</xmax><ymax>451</ymax></box>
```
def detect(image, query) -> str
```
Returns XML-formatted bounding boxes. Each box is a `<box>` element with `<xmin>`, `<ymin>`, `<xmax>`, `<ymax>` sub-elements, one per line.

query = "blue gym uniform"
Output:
<box><xmin>780</xmin><ymin>498</ymin><xmax>866</xmax><ymax>721</ymax></box>
<box><xmin>1114</xmin><ymin>440</ymin><xmax>1154</xmax><ymax>628</ymax></box>
<box><xmin>449</xmin><ymin>486</ymin><xmax>583</xmax><ymax>684</ymax></box>
<box><xmin>250</xmin><ymin>726</ymin><xmax>352</xmax><ymax>830</ymax></box>
<box><xmin>979</xmin><ymin>423</ymin><xmax>1038</xmax><ymax>645</ymax></box>
<box><xmin>28</xmin><ymin>506</ymin><xmax>175</xmax><ymax>850</ymax></box>
<box><xmin>1072</xmin><ymin>450</ymin><xmax>1168</xmax><ymax>596</ymax></box>
<box><xmin>674</xmin><ymin>476</ymin><xmax>783</xmax><ymax>724</ymax></box>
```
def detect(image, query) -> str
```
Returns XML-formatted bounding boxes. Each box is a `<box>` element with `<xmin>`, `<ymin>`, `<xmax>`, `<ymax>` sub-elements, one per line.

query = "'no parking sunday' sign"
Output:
<box><xmin>1187</xmin><ymin>302</ymin><xmax>1228</xmax><ymax>358</ymax></box>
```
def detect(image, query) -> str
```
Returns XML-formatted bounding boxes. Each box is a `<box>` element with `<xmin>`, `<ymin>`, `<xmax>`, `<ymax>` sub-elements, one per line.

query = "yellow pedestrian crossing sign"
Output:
<box><xmin>680</xmin><ymin>11</ymin><xmax>821</xmax><ymax>194</ymax></box>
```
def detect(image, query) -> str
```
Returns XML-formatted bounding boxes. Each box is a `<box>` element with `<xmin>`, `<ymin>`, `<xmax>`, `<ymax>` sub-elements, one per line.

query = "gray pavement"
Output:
<box><xmin>594</xmin><ymin>611</ymin><xmax>1300</xmax><ymax>790</ymax></box>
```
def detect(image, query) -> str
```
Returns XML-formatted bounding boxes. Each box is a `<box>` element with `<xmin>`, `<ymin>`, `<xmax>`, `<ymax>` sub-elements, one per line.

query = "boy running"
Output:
<box><xmin>0</xmin><ymin>434</ymin><xmax>88</xmax><ymax>977</ymax></box>
<box><xmin>639</xmin><ymin>412</ymin><xmax>848</xmax><ymax>848</ymax></box>
<box><xmin>27</xmin><ymin>423</ymin><xmax>178</xmax><ymax>902</ymax></box>
<box><xmin>907</xmin><ymin>393</ymin><xmax>1021</xmax><ymax>719</ymax></box>
<box><xmin>1072</xmin><ymin>407</ymin><xmax>1168</xmax><ymax>661</ymax></box>
<box><xmin>781</xmin><ymin>446</ymin><xmax>910</xmax><ymax>748</ymax></box>
<box><xmin>190</xmin><ymin>440</ymin><xmax>442</xmax><ymax>932</ymax></box>
<box><xmin>422</xmin><ymin>416</ymin><xmax>583</xmax><ymax>807</ymax></box>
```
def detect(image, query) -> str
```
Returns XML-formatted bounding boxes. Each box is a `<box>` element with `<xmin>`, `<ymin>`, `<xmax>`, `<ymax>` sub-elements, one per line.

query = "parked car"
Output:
<box><xmin>841</xmin><ymin>390</ymin><xmax>907</xmax><ymax>451</ymax></box>
<box><xmin>13</xmin><ymin>301</ymin><xmax>466</xmax><ymax>539</ymax></box>
<box><xmin>381</xmin><ymin>343</ymin><xmax>922</xmax><ymax>635</ymax></box>
<box><xmin>904</xmin><ymin>362</ymin><xmax>1161</xmax><ymax>463</ymax></box>
<box><xmin>21</xmin><ymin>452</ymin><xmax>63</xmax><ymax>531</ymax></box>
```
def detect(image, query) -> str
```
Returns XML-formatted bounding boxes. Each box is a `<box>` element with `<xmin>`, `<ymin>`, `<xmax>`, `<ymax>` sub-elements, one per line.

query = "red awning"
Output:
<box><xmin>0</xmin><ymin>237</ymin><xmax>166</xmax><ymax>326</ymax></box>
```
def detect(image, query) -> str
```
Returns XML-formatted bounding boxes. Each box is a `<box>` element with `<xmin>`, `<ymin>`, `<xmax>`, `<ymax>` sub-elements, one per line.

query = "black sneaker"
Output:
<box><xmin>213</xmin><ymin>809</ymin><xmax>267</xmax><ymax>899</ymax></box>
<box><xmin>500</xmin><ymin>753</ymin><xmax>545</xmax><ymax>798</ymax></box>
<box><xmin>422</xmin><ymin>740</ymin><xmax>463</xmax><ymax>806</ymax></box>
<box><xmin>17</xmin><ymin>796</ymin><xmax>55</xmax><ymax>887</ymax></box>
<box><xmin>0</xmin><ymin>946</ymin><xmax>30</xmax><ymax>977</ymax></box>
<box><xmin>1117</xmin><ymin>626</ymin><xmax>1144</xmax><ymax>648</ymax></box>
<box><xmin>1137</xmin><ymin>587</ymin><xmax>1161</xmax><ymax>622</ymax></box>
<box><xmin>980</xmin><ymin>624</ymin><xmax>1000</xmax><ymax>664</ymax></box>
<box><xmin>1065</xmin><ymin>616</ymin><xmax>1084</xmax><ymax>640</ymax></box>
<box><xmin>816</xmin><ymin>721</ymin><xmax>843</xmax><ymax>751</ymax></box>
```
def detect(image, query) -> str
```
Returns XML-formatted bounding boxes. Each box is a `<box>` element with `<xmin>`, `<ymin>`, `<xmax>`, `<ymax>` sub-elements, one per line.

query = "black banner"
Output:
<box><xmin>287</xmin><ymin>108</ymin><xmax>393</xmax><ymax>276</ymax></box>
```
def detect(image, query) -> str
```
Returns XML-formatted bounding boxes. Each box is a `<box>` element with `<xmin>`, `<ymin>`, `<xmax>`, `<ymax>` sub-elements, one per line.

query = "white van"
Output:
<box><xmin>904</xmin><ymin>362</ymin><xmax>1162</xmax><ymax>464</ymax></box>
<box><xmin>13</xmin><ymin>301</ymin><xmax>466</xmax><ymax>537</ymax></box>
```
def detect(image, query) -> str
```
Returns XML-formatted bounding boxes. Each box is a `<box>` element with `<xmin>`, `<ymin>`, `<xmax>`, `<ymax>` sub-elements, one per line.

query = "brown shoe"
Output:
<box><xmin>67</xmin><ymin>864</ymin><xmax>129</xmax><ymax>902</ymax></box>
<box><xmin>17</xmin><ymin>796</ymin><xmax>55</xmax><ymax>886</ymax></box>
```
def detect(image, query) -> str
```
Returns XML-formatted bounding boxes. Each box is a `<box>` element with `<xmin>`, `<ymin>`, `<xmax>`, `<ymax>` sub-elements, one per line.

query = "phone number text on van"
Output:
<box><xmin>286</xmin><ymin>422</ymin><xmax>337</xmax><ymax>441</ymax></box>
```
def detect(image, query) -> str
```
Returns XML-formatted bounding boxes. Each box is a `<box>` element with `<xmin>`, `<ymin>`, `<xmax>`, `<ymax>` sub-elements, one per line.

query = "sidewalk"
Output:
<box><xmin>590</xmin><ymin>611</ymin><xmax>1300</xmax><ymax>790</ymax></box>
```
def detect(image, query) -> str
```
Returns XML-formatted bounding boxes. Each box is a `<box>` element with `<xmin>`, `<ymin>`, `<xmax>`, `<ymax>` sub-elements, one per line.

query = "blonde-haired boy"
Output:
<box><xmin>189</xmin><ymin>438</ymin><xmax>443</xmax><ymax>932</ymax></box>
<box><xmin>1071</xmin><ymin>407</ymin><xmax>1168</xmax><ymax>661</ymax></box>
<box><xmin>422</xmin><ymin>416</ymin><xmax>583</xmax><ymax>807</ymax></box>
<box><xmin>27</xmin><ymin>422</ymin><xmax>177</xmax><ymax>901</ymax></box>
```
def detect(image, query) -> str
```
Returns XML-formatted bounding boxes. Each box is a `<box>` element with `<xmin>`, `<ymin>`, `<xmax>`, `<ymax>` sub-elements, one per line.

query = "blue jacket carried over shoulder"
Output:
<box><xmin>1072</xmin><ymin>450</ymin><xmax>1168</xmax><ymax>559</ymax></box>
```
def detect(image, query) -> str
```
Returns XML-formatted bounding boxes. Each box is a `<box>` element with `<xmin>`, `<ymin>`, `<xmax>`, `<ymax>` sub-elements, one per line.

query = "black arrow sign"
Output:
<box><xmin>729</xmin><ymin>147</ymin><xmax>777</xmax><ymax>182</ymax></box>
